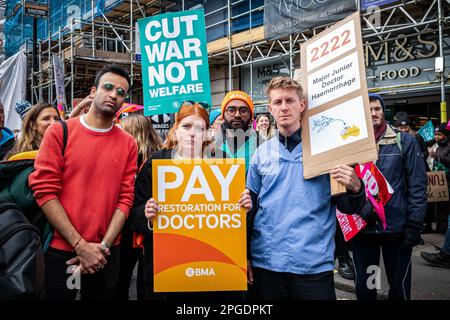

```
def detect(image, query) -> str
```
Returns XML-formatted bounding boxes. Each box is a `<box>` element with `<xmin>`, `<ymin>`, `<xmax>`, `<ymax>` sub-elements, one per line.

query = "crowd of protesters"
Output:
<box><xmin>1</xmin><ymin>63</ymin><xmax>449</xmax><ymax>301</ymax></box>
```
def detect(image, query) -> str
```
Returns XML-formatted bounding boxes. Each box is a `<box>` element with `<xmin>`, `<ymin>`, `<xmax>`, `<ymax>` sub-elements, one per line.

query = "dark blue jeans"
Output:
<box><xmin>44</xmin><ymin>246</ymin><xmax>120</xmax><ymax>300</ymax></box>
<box><xmin>250</xmin><ymin>267</ymin><xmax>336</xmax><ymax>300</ymax></box>
<box><xmin>351</xmin><ymin>233</ymin><xmax>412</xmax><ymax>300</ymax></box>
<box><xmin>442</xmin><ymin>214</ymin><xmax>450</xmax><ymax>255</ymax></box>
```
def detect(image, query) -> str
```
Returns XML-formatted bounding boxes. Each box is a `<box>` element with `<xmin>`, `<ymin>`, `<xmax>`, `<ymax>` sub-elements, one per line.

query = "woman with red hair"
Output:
<box><xmin>129</xmin><ymin>103</ymin><xmax>252</xmax><ymax>300</ymax></box>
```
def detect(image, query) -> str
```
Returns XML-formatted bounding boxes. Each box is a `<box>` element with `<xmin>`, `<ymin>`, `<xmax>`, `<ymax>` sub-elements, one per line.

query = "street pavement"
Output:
<box><xmin>128</xmin><ymin>233</ymin><xmax>449</xmax><ymax>300</ymax></box>
<box><xmin>334</xmin><ymin>232</ymin><xmax>450</xmax><ymax>300</ymax></box>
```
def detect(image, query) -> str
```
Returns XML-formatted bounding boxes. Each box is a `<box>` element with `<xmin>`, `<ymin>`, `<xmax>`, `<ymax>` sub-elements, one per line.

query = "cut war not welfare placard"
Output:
<box><xmin>152</xmin><ymin>159</ymin><xmax>247</xmax><ymax>292</ymax></box>
<box><xmin>139</xmin><ymin>10</ymin><xmax>212</xmax><ymax>116</ymax></box>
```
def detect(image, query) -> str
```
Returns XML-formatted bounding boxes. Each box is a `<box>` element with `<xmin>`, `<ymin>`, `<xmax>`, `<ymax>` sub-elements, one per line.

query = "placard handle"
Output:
<box><xmin>330</xmin><ymin>177</ymin><xmax>347</xmax><ymax>196</ymax></box>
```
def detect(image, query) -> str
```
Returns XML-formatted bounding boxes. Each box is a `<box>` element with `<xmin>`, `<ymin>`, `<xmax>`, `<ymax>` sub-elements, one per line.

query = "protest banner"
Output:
<box><xmin>360</xmin><ymin>0</ymin><xmax>399</xmax><ymax>11</ymax></box>
<box><xmin>299</xmin><ymin>12</ymin><xmax>378</xmax><ymax>189</ymax></box>
<box><xmin>418</xmin><ymin>120</ymin><xmax>435</xmax><ymax>142</ymax></box>
<box><xmin>152</xmin><ymin>158</ymin><xmax>247</xmax><ymax>292</ymax></box>
<box><xmin>138</xmin><ymin>10</ymin><xmax>212</xmax><ymax>116</ymax></box>
<box><xmin>355</xmin><ymin>162</ymin><xmax>393</xmax><ymax>229</ymax></box>
<box><xmin>264</xmin><ymin>0</ymin><xmax>357</xmax><ymax>41</ymax></box>
<box><xmin>52</xmin><ymin>54</ymin><xmax>67</xmax><ymax>114</ymax></box>
<box><xmin>336</xmin><ymin>211</ymin><xmax>367</xmax><ymax>242</ymax></box>
<box><xmin>427</xmin><ymin>171</ymin><xmax>449</xmax><ymax>202</ymax></box>
<box><xmin>337</xmin><ymin>162</ymin><xmax>393</xmax><ymax>240</ymax></box>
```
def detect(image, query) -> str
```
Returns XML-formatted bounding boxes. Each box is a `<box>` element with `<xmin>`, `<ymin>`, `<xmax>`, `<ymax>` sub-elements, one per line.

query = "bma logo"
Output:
<box><xmin>185</xmin><ymin>267</ymin><xmax>216</xmax><ymax>277</ymax></box>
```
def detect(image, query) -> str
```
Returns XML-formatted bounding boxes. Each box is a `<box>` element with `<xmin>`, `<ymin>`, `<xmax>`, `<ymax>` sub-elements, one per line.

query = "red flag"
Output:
<box><xmin>337</xmin><ymin>162</ymin><xmax>393</xmax><ymax>241</ymax></box>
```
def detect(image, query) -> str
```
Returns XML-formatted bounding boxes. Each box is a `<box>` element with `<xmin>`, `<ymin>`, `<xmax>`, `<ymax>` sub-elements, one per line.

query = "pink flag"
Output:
<box><xmin>337</xmin><ymin>162</ymin><xmax>394</xmax><ymax>241</ymax></box>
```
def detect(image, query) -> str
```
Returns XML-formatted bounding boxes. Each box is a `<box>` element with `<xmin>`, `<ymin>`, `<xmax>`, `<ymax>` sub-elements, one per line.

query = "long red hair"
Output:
<box><xmin>163</xmin><ymin>104</ymin><xmax>210</xmax><ymax>151</ymax></box>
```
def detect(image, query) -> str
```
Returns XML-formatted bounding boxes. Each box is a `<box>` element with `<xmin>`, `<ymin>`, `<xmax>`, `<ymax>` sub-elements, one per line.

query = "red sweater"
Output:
<box><xmin>29</xmin><ymin>117</ymin><xmax>138</xmax><ymax>251</ymax></box>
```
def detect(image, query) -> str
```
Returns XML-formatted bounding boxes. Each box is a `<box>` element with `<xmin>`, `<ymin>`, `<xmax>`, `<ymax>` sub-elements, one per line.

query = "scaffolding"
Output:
<box><xmin>0</xmin><ymin>1</ymin><xmax>5</xmax><ymax>64</ymax></box>
<box><xmin>29</xmin><ymin>0</ymin><xmax>265</xmax><ymax>109</ymax></box>
<box><xmin>22</xmin><ymin>0</ymin><xmax>450</xmax><ymax>114</ymax></box>
<box><xmin>30</xmin><ymin>0</ymin><xmax>165</xmax><ymax>108</ymax></box>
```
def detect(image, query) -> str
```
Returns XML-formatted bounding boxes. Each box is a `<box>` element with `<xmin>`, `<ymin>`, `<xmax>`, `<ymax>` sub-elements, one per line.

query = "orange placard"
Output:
<box><xmin>152</xmin><ymin>158</ymin><xmax>247</xmax><ymax>292</ymax></box>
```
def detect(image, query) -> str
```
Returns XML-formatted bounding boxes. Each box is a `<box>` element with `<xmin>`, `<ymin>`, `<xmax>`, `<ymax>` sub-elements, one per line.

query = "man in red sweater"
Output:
<box><xmin>29</xmin><ymin>64</ymin><xmax>138</xmax><ymax>300</ymax></box>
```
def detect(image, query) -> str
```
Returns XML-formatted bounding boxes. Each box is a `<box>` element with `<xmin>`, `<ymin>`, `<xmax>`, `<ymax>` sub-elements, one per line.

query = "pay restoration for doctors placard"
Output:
<box><xmin>152</xmin><ymin>158</ymin><xmax>247</xmax><ymax>292</ymax></box>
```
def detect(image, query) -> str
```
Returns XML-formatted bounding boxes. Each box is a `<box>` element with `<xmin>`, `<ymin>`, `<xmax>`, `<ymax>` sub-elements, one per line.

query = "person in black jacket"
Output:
<box><xmin>351</xmin><ymin>93</ymin><xmax>427</xmax><ymax>300</ymax></box>
<box><xmin>115</xmin><ymin>113</ymin><xmax>162</xmax><ymax>301</ymax></box>
<box><xmin>420</xmin><ymin>124</ymin><xmax>450</xmax><ymax>268</ymax></box>
<box><xmin>129</xmin><ymin>103</ymin><xmax>252</xmax><ymax>300</ymax></box>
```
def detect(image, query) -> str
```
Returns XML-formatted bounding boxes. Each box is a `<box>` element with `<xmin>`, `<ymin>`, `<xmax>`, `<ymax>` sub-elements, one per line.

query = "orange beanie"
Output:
<box><xmin>221</xmin><ymin>91</ymin><xmax>254</xmax><ymax>118</ymax></box>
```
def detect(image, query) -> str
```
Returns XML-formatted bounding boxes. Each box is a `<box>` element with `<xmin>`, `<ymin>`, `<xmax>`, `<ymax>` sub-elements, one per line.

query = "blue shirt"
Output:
<box><xmin>246</xmin><ymin>137</ymin><xmax>336</xmax><ymax>274</ymax></box>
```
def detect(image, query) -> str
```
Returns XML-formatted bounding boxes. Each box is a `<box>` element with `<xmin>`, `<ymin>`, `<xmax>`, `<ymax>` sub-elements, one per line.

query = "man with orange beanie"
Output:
<box><xmin>213</xmin><ymin>90</ymin><xmax>256</xmax><ymax>173</ymax></box>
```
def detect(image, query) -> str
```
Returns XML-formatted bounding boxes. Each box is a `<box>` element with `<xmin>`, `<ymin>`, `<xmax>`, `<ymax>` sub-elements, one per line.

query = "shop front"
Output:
<box><xmin>365</xmin><ymin>33</ymin><xmax>450</xmax><ymax>128</ymax></box>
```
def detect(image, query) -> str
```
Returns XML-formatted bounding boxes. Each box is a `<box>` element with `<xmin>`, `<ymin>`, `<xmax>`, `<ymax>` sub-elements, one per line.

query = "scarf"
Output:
<box><xmin>374</xmin><ymin>120</ymin><xmax>387</xmax><ymax>142</ymax></box>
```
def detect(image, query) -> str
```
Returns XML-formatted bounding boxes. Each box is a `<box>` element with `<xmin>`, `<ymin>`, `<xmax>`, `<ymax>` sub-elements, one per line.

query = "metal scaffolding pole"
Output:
<box><xmin>92</xmin><ymin>0</ymin><xmax>96</xmax><ymax>58</ymax></box>
<box><xmin>48</xmin><ymin>29</ymin><xmax>52</xmax><ymax>104</ymax></box>
<box><xmin>38</xmin><ymin>42</ymin><xmax>42</xmax><ymax>101</ymax></box>
<box><xmin>70</xmin><ymin>19</ymin><xmax>74</xmax><ymax>109</ymax></box>
<box><xmin>250</xmin><ymin>58</ymin><xmax>253</xmax><ymax>98</ymax></box>
<box><xmin>130</xmin><ymin>0</ymin><xmax>134</xmax><ymax>101</ymax></box>
<box><xmin>438</xmin><ymin>0</ymin><xmax>447</xmax><ymax>122</ymax></box>
<box><xmin>228</xmin><ymin>0</ymin><xmax>232</xmax><ymax>92</ymax></box>
<box><xmin>289</xmin><ymin>34</ymin><xmax>294</xmax><ymax>78</ymax></box>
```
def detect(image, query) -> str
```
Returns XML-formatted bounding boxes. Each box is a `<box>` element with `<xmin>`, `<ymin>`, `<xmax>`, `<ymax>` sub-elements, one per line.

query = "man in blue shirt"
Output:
<box><xmin>246</xmin><ymin>76</ymin><xmax>365</xmax><ymax>300</ymax></box>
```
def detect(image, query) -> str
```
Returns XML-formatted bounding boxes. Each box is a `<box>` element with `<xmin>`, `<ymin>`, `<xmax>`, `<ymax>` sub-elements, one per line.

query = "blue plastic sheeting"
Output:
<box><xmin>5</xmin><ymin>0</ymin><xmax>123</xmax><ymax>58</ymax></box>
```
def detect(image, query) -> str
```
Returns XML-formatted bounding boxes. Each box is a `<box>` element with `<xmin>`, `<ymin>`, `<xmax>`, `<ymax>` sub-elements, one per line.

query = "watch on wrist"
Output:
<box><xmin>101</xmin><ymin>241</ymin><xmax>110</xmax><ymax>252</ymax></box>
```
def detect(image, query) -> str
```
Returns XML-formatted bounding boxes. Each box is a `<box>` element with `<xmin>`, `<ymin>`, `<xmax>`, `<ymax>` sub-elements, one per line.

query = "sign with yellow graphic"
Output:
<box><xmin>152</xmin><ymin>158</ymin><xmax>247</xmax><ymax>292</ymax></box>
<box><xmin>297</xmin><ymin>12</ymin><xmax>378</xmax><ymax>179</ymax></box>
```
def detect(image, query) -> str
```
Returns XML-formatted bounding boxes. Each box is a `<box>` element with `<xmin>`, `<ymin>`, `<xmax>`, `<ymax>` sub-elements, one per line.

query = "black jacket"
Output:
<box><xmin>0</xmin><ymin>137</ymin><xmax>15</xmax><ymax>160</ymax></box>
<box><xmin>129</xmin><ymin>149</ymin><xmax>173</xmax><ymax>235</ymax></box>
<box><xmin>436</xmin><ymin>139</ymin><xmax>450</xmax><ymax>184</ymax></box>
<box><xmin>360</xmin><ymin>125</ymin><xmax>427</xmax><ymax>235</ymax></box>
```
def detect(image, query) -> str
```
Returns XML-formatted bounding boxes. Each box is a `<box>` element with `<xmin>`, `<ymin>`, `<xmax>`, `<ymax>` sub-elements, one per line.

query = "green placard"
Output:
<box><xmin>418</xmin><ymin>120</ymin><xmax>435</xmax><ymax>142</ymax></box>
<box><xmin>139</xmin><ymin>10</ymin><xmax>212</xmax><ymax>116</ymax></box>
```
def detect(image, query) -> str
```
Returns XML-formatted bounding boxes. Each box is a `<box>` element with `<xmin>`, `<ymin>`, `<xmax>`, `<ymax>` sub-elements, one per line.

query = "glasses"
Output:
<box><xmin>225</xmin><ymin>106</ymin><xmax>249</xmax><ymax>116</ymax></box>
<box><xmin>102</xmin><ymin>83</ymin><xmax>128</xmax><ymax>98</ymax></box>
<box><xmin>181</xmin><ymin>100</ymin><xmax>211</xmax><ymax>111</ymax></box>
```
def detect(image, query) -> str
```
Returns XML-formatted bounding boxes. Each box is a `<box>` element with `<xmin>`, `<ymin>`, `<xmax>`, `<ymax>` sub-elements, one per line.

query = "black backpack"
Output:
<box><xmin>0</xmin><ymin>201</ymin><xmax>45</xmax><ymax>299</ymax></box>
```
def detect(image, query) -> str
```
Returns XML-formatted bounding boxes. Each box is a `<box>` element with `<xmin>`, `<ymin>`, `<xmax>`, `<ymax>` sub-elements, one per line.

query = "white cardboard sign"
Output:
<box><xmin>300</xmin><ymin>12</ymin><xmax>378</xmax><ymax>179</ymax></box>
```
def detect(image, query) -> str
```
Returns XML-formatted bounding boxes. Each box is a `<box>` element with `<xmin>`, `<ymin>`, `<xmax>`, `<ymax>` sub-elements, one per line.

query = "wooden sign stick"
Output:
<box><xmin>330</xmin><ymin>177</ymin><xmax>347</xmax><ymax>196</ymax></box>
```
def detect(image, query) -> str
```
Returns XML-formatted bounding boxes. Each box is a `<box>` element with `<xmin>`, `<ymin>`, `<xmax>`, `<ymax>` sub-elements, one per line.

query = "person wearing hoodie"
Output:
<box><xmin>350</xmin><ymin>93</ymin><xmax>427</xmax><ymax>300</ymax></box>
<box><xmin>0</xmin><ymin>101</ymin><xmax>16</xmax><ymax>160</ymax></box>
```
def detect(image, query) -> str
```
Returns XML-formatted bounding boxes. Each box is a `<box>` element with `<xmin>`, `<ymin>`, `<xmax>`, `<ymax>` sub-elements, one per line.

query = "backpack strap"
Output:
<box><xmin>60</xmin><ymin>121</ymin><xmax>68</xmax><ymax>156</ymax></box>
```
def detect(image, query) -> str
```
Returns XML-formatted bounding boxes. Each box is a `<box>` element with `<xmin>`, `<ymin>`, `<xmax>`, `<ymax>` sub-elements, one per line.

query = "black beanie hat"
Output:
<box><xmin>435</xmin><ymin>123</ymin><xmax>450</xmax><ymax>137</ymax></box>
